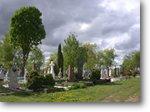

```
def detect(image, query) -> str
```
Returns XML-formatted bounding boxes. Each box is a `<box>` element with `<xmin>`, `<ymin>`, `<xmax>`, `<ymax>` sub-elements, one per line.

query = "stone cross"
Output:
<box><xmin>50</xmin><ymin>61</ymin><xmax>55</xmax><ymax>79</ymax></box>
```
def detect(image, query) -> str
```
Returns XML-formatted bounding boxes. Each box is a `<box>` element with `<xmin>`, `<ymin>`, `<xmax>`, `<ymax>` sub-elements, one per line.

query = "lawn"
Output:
<box><xmin>0</xmin><ymin>77</ymin><xmax>140</xmax><ymax>102</ymax></box>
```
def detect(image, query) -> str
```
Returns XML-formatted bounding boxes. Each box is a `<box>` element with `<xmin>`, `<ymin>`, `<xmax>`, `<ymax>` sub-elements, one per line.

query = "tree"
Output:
<box><xmin>102</xmin><ymin>49</ymin><xmax>116</xmax><ymax>67</ymax></box>
<box><xmin>63</xmin><ymin>33</ymin><xmax>79</xmax><ymax>70</ymax></box>
<box><xmin>122</xmin><ymin>54</ymin><xmax>134</xmax><ymax>77</ymax></box>
<box><xmin>26</xmin><ymin>47</ymin><xmax>44</xmax><ymax>74</ymax></box>
<box><xmin>132</xmin><ymin>51</ymin><xmax>140</xmax><ymax>68</ymax></box>
<box><xmin>9</xmin><ymin>6</ymin><xmax>46</xmax><ymax>76</ymax></box>
<box><xmin>122</xmin><ymin>51</ymin><xmax>140</xmax><ymax>77</ymax></box>
<box><xmin>76</xmin><ymin>46</ymin><xmax>87</xmax><ymax>80</ymax></box>
<box><xmin>82</xmin><ymin>43</ymin><xmax>97</xmax><ymax>70</ymax></box>
<box><xmin>57</xmin><ymin>44</ymin><xmax>64</xmax><ymax>77</ymax></box>
<box><xmin>0</xmin><ymin>33</ymin><xmax>14</xmax><ymax>69</ymax></box>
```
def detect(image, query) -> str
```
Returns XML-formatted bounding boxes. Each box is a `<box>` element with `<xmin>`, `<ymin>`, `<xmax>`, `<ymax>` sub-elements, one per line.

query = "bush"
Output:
<box><xmin>90</xmin><ymin>69</ymin><xmax>101</xmax><ymax>82</ymax></box>
<box><xmin>27</xmin><ymin>71</ymin><xmax>55</xmax><ymax>92</ymax></box>
<box><xmin>43</xmin><ymin>74</ymin><xmax>55</xmax><ymax>88</ymax></box>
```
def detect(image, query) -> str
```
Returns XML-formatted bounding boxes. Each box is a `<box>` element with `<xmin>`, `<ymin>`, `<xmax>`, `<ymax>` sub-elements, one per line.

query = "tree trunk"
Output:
<box><xmin>67</xmin><ymin>65</ymin><xmax>74</xmax><ymax>81</ymax></box>
<box><xmin>61</xmin><ymin>67</ymin><xmax>63</xmax><ymax>78</ymax></box>
<box><xmin>77</xmin><ymin>65</ymin><xmax>83</xmax><ymax>80</ymax></box>
<box><xmin>21</xmin><ymin>51</ymin><xmax>29</xmax><ymax>77</ymax></box>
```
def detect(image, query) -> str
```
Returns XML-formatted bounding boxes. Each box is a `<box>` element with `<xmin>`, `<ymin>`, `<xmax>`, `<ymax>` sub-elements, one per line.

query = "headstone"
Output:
<box><xmin>100</xmin><ymin>67</ymin><xmax>109</xmax><ymax>79</ymax></box>
<box><xmin>0</xmin><ymin>69</ymin><xmax>5</xmax><ymax>81</ymax></box>
<box><xmin>50</xmin><ymin>61</ymin><xmax>55</xmax><ymax>79</ymax></box>
<box><xmin>8</xmin><ymin>67</ymin><xmax>19</xmax><ymax>90</ymax></box>
<box><xmin>83</xmin><ymin>69</ymin><xmax>92</xmax><ymax>79</ymax></box>
<box><xmin>67</xmin><ymin>65</ymin><xmax>74</xmax><ymax>81</ymax></box>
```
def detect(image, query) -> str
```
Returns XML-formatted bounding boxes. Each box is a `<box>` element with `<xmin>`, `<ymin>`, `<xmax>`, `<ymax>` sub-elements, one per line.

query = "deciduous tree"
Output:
<box><xmin>9</xmin><ymin>6</ymin><xmax>46</xmax><ymax>76</ymax></box>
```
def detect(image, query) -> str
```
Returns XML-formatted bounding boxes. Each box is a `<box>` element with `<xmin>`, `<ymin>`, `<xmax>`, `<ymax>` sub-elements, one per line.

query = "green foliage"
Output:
<box><xmin>90</xmin><ymin>69</ymin><xmax>101</xmax><ymax>82</ymax></box>
<box><xmin>0</xmin><ymin>33</ymin><xmax>14</xmax><ymax>69</ymax></box>
<box><xmin>101</xmin><ymin>49</ymin><xmax>116</xmax><ymax>67</ymax></box>
<box><xmin>43</xmin><ymin>74</ymin><xmax>55</xmax><ymax>88</ymax></box>
<box><xmin>27</xmin><ymin>71</ymin><xmax>55</xmax><ymax>92</ymax></box>
<box><xmin>76</xmin><ymin>46</ymin><xmax>87</xmax><ymax>80</ymax></box>
<box><xmin>9</xmin><ymin>6</ymin><xmax>46</xmax><ymax>76</ymax></box>
<box><xmin>27</xmin><ymin>71</ymin><xmax>43</xmax><ymax>92</ymax></box>
<box><xmin>122</xmin><ymin>51</ymin><xmax>140</xmax><ymax>77</ymax></box>
<box><xmin>57</xmin><ymin>44</ymin><xmax>64</xmax><ymax>76</ymax></box>
<box><xmin>49</xmin><ymin>52</ymin><xmax>57</xmax><ymax>62</ymax></box>
<box><xmin>26</xmin><ymin>47</ymin><xmax>44</xmax><ymax>73</ymax></box>
<box><xmin>132</xmin><ymin>51</ymin><xmax>140</xmax><ymax>68</ymax></box>
<box><xmin>10</xmin><ymin>6</ymin><xmax>46</xmax><ymax>50</ymax></box>
<box><xmin>83</xmin><ymin>43</ymin><xmax>97</xmax><ymax>70</ymax></box>
<box><xmin>63</xmin><ymin>33</ymin><xmax>79</xmax><ymax>69</ymax></box>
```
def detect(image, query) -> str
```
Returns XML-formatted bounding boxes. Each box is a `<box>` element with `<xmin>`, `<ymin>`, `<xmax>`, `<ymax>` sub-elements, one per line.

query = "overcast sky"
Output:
<box><xmin>0</xmin><ymin>0</ymin><xmax>140</xmax><ymax>64</ymax></box>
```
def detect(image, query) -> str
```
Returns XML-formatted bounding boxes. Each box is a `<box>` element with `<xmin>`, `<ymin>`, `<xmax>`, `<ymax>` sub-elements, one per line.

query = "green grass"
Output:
<box><xmin>0</xmin><ymin>77</ymin><xmax>140</xmax><ymax>102</ymax></box>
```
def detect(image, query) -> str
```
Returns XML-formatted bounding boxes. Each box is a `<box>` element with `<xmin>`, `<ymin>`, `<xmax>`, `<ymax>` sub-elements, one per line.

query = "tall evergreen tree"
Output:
<box><xmin>57</xmin><ymin>44</ymin><xmax>64</xmax><ymax>77</ymax></box>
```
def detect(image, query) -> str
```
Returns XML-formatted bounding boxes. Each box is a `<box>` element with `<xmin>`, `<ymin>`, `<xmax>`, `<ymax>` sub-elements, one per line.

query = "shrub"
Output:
<box><xmin>27</xmin><ymin>74</ymin><xmax>44</xmax><ymax>92</ymax></box>
<box><xmin>90</xmin><ymin>69</ymin><xmax>101</xmax><ymax>82</ymax></box>
<box><xmin>27</xmin><ymin>71</ymin><xmax>55</xmax><ymax>92</ymax></box>
<box><xmin>43</xmin><ymin>74</ymin><xmax>55</xmax><ymax>88</ymax></box>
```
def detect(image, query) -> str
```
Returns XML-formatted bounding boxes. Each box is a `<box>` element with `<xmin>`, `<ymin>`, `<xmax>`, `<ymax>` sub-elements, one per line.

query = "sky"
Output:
<box><xmin>0</xmin><ymin>0</ymin><xmax>140</xmax><ymax>64</ymax></box>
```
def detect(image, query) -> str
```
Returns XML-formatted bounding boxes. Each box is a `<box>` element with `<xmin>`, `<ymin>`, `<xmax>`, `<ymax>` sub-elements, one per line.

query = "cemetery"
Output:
<box><xmin>0</xmin><ymin>6</ymin><xmax>140</xmax><ymax>102</ymax></box>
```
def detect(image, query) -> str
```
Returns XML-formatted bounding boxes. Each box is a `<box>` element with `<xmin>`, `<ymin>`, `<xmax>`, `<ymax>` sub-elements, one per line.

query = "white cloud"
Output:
<box><xmin>79</xmin><ymin>23</ymin><xmax>90</xmax><ymax>31</ymax></box>
<box><xmin>99</xmin><ymin>0</ymin><xmax>139</xmax><ymax>12</ymax></box>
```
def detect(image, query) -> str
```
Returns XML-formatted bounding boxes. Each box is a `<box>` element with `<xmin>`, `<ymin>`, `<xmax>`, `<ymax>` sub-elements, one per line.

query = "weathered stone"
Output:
<box><xmin>8</xmin><ymin>68</ymin><xmax>19</xmax><ymax>90</ymax></box>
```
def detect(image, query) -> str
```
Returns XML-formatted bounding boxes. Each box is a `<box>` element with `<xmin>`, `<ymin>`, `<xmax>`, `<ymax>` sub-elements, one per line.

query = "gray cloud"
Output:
<box><xmin>0</xmin><ymin>0</ymin><xmax>140</xmax><ymax>64</ymax></box>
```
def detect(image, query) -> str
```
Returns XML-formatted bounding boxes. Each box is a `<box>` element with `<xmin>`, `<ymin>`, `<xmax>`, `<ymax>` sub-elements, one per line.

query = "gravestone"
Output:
<box><xmin>83</xmin><ymin>69</ymin><xmax>92</xmax><ymax>79</ymax></box>
<box><xmin>50</xmin><ymin>61</ymin><xmax>55</xmax><ymax>79</ymax></box>
<box><xmin>100</xmin><ymin>67</ymin><xmax>109</xmax><ymax>79</ymax></box>
<box><xmin>67</xmin><ymin>65</ymin><xmax>74</xmax><ymax>81</ymax></box>
<box><xmin>8</xmin><ymin>67</ymin><xmax>19</xmax><ymax>90</ymax></box>
<box><xmin>0</xmin><ymin>69</ymin><xmax>5</xmax><ymax>83</ymax></box>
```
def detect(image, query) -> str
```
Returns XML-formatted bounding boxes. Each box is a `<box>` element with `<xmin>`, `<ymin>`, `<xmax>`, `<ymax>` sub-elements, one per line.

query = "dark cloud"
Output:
<box><xmin>0</xmin><ymin>0</ymin><xmax>140</xmax><ymax>63</ymax></box>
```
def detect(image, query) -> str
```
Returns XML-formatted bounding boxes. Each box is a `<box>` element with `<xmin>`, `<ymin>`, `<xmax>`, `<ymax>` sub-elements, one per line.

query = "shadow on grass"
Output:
<box><xmin>94</xmin><ymin>82</ymin><xmax>123</xmax><ymax>86</ymax></box>
<box><xmin>11</xmin><ymin>91</ymin><xmax>34</xmax><ymax>97</ymax></box>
